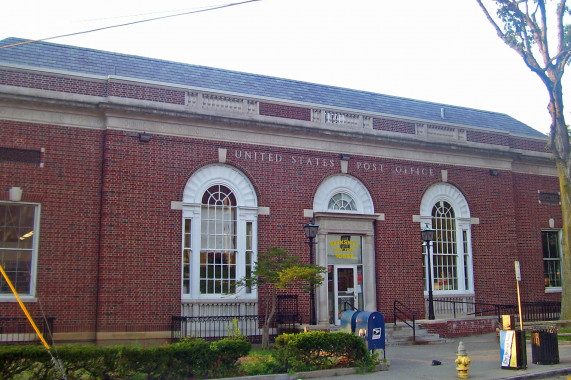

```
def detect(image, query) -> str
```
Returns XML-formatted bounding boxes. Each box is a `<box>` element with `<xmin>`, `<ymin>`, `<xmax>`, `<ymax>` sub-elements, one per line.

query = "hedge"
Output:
<box><xmin>0</xmin><ymin>336</ymin><xmax>250</xmax><ymax>379</ymax></box>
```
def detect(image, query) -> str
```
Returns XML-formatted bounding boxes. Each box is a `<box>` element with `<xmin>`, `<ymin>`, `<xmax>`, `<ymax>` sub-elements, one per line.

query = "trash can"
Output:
<box><xmin>531</xmin><ymin>329</ymin><xmax>559</xmax><ymax>365</ymax></box>
<box><xmin>500</xmin><ymin>329</ymin><xmax>527</xmax><ymax>369</ymax></box>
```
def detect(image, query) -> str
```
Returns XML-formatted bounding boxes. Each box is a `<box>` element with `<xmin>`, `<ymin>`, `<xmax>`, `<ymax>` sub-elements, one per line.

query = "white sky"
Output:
<box><xmin>1</xmin><ymin>0</ymin><xmax>569</xmax><ymax>135</ymax></box>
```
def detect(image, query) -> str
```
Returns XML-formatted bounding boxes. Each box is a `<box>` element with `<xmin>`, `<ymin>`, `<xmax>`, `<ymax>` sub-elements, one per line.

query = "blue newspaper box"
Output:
<box><xmin>355</xmin><ymin>311</ymin><xmax>385</xmax><ymax>352</ymax></box>
<box><xmin>340</xmin><ymin>310</ymin><xmax>361</xmax><ymax>333</ymax></box>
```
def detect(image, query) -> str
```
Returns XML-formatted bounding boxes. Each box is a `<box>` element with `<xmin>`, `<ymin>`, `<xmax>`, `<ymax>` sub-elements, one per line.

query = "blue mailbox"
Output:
<box><xmin>355</xmin><ymin>311</ymin><xmax>385</xmax><ymax>353</ymax></box>
<box><xmin>340</xmin><ymin>310</ymin><xmax>361</xmax><ymax>333</ymax></box>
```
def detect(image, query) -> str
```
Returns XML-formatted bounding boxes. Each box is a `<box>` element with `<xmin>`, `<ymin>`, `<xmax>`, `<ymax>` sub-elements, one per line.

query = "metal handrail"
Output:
<box><xmin>342</xmin><ymin>301</ymin><xmax>359</xmax><ymax>312</ymax></box>
<box><xmin>429</xmin><ymin>299</ymin><xmax>560</xmax><ymax>322</ymax></box>
<box><xmin>393</xmin><ymin>300</ymin><xmax>416</xmax><ymax>342</ymax></box>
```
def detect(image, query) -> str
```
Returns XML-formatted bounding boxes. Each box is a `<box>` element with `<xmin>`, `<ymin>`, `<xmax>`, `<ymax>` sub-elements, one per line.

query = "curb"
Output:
<box><xmin>217</xmin><ymin>362</ymin><xmax>390</xmax><ymax>380</ymax></box>
<box><xmin>498</xmin><ymin>367</ymin><xmax>571</xmax><ymax>379</ymax></box>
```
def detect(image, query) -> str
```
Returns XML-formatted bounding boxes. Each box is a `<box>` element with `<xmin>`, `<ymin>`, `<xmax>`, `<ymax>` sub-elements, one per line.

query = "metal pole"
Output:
<box><xmin>309</xmin><ymin>236</ymin><xmax>316</xmax><ymax>325</ymax></box>
<box><xmin>0</xmin><ymin>263</ymin><xmax>51</xmax><ymax>350</ymax></box>
<box><xmin>426</xmin><ymin>241</ymin><xmax>435</xmax><ymax>320</ymax></box>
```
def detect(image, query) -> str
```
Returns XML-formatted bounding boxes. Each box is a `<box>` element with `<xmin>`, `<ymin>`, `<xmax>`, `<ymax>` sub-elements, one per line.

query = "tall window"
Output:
<box><xmin>200</xmin><ymin>185</ymin><xmax>237</xmax><ymax>294</ymax></box>
<box><xmin>420</xmin><ymin>184</ymin><xmax>473</xmax><ymax>295</ymax></box>
<box><xmin>542</xmin><ymin>230</ymin><xmax>562</xmax><ymax>288</ymax></box>
<box><xmin>182</xmin><ymin>165</ymin><xmax>257</xmax><ymax>299</ymax></box>
<box><xmin>431</xmin><ymin>201</ymin><xmax>458</xmax><ymax>291</ymax></box>
<box><xmin>0</xmin><ymin>203</ymin><xmax>39</xmax><ymax>297</ymax></box>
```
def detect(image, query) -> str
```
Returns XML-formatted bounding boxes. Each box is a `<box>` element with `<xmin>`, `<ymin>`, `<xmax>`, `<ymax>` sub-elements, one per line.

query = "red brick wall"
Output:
<box><xmin>107</xmin><ymin>82</ymin><xmax>185</xmax><ymax>104</ymax></box>
<box><xmin>1</xmin><ymin>120</ymin><xmax>560</xmax><ymax>335</ymax></box>
<box><xmin>0</xmin><ymin>69</ymin><xmax>106</xmax><ymax>96</ymax></box>
<box><xmin>258</xmin><ymin>102</ymin><xmax>311</xmax><ymax>121</ymax></box>
<box><xmin>373</xmin><ymin>118</ymin><xmax>416</xmax><ymax>134</ymax></box>
<box><xmin>421</xmin><ymin>317</ymin><xmax>499</xmax><ymax>338</ymax></box>
<box><xmin>513</xmin><ymin>173</ymin><xmax>562</xmax><ymax>303</ymax></box>
<box><xmin>0</xmin><ymin>120</ymin><xmax>103</xmax><ymax>333</ymax></box>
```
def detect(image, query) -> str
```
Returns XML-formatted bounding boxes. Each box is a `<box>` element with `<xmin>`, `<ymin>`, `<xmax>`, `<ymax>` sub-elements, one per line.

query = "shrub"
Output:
<box><xmin>0</xmin><ymin>336</ymin><xmax>249</xmax><ymax>379</ymax></box>
<box><xmin>273</xmin><ymin>331</ymin><xmax>377</xmax><ymax>372</ymax></box>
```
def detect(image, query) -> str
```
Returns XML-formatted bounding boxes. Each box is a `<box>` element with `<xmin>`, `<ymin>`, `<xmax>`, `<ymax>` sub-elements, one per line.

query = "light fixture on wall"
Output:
<box><xmin>340</xmin><ymin>154</ymin><xmax>350</xmax><ymax>161</ymax></box>
<box><xmin>9</xmin><ymin>187</ymin><xmax>22</xmax><ymax>202</ymax></box>
<box><xmin>489</xmin><ymin>169</ymin><xmax>499</xmax><ymax>176</ymax></box>
<box><xmin>138</xmin><ymin>132</ymin><xmax>152</xmax><ymax>142</ymax></box>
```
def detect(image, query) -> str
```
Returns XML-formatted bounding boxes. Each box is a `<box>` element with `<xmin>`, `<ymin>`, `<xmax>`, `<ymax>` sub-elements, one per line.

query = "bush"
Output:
<box><xmin>0</xmin><ymin>336</ymin><xmax>250</xmax><ymax>379</ymax></box>
<box><xmin>273</xmin><ymin>331</ymin><xmax>377</xmax><ymax>372</ymax></box>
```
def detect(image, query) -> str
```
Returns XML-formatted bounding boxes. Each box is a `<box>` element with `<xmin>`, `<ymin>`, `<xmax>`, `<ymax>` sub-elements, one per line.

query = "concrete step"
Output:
<box><xmin>328</xmin><ymin>321</ymin><xmax>449</xmax><ymax>345</ymax></box>
<box><xmin>386</xmin><ymin>322</ymin><xmax>450</xmax><ymax>345</ymax></box>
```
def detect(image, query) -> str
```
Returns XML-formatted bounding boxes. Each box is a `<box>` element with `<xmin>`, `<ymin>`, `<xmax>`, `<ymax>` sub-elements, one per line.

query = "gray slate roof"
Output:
<box><xmin>0</xmin><ymin>37</ymin><xmax>546</xmax><ymax>138</ymax></box>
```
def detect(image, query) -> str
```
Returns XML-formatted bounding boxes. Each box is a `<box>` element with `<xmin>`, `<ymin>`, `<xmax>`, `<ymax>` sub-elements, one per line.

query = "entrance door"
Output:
<box><xmin>330</xmin><ymin>265</ymin><xmax>363</xmax><ymax>325</ymax></box>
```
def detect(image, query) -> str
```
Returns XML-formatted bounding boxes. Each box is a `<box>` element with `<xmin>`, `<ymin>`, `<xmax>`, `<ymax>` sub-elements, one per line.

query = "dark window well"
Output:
<box><xmin>0</xmin><ymin>148</ymin><xmax>41</xmax><ymax>164</ymax></box>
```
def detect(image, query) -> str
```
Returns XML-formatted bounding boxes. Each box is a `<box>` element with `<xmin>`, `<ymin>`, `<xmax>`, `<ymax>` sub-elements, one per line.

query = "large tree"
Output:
<box><xmin>476</xmin><ymin>0</ymin><xmax>571</xmax><ymax>318</ymax></box>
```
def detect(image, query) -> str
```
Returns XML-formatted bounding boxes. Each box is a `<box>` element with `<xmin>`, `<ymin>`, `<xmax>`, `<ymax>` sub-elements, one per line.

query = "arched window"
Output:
<box><xmin>200</xmin><ymin>185</ymin><xmax>237</xmax><ymax>294</ymax></box>
<box><xmin>328</xmin><ymin>192</ymin><xmax>357</xmax><ymax>211</ymax></box>
<box><xmin>182</xmin><ymin>165</ymin><xmax>257</xmax><ymax>299</ymax></box>
<box><xmin>420</xmin><ymin>184</ymin><xmax>473</xmax><ymax>294</ymax></box>
<box><xmin>313</xmin><ymin>175</ymin><xmax>374</xmax><ymax>214</ymax></box>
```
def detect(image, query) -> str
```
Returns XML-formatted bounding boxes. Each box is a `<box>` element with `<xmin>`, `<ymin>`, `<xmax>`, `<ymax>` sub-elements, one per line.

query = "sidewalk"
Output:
<box><xmin>316</xmin><ymin>332</ymin><xmax>571</xmax><ymax>380</ymax></box>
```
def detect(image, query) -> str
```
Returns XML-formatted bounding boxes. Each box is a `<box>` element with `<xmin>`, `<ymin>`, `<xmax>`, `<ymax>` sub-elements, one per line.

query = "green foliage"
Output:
<box><xmin>238</xmin><ymin>246</ymin><xmax>328</xmax><ymax>349</ymax></box>
<box><xmin>0</xmin><ymin>336</ymin><xmax>250</xmax><ymax>380</ymax></box>
<box><xmin>240</xmin><ymin>246</ymin><xmax>326</xmax><ymax>290</ymax></box>
<box><xmin>272</xmin><ymin>331</ymin><xmax>377</xmax><ymax>372</ymax></box>
<box><xmin>209</xmin><ymin>336</ymin><xmax>251</xmax><ymax>377</ymax></box>
<box><xmin>238</xmin><ymin>350</ymin><xmax>283</xmax><ymax>376</ymax></box>
<box><xmin>277</xmin><ymin>265</ymin><xmax>327</xmax><ymax>290</ymax></box>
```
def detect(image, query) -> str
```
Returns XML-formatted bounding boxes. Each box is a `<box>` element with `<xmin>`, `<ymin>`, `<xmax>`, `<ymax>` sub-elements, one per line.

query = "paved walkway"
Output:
<box><xmin>317</xmin><ymin>333</ymin><xmax>571</xmax><ymax>380</ymax></box>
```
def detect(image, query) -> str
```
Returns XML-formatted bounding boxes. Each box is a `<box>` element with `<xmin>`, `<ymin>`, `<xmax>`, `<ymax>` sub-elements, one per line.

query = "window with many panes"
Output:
<box><xmin>182</xmin><ymin>165</ymin><xmax>257</xmax><ymax>299</ymax></box>
<box><xmin>421</xmin><ymin>184</ymin><xmax>473</xmax><ymax>295</ymax></box>
<box><xmin>0</xmin><ymin>203</ymin><xmax>39</xmax><ymax>297</ymax></box>
<box><xmin>328</xmin><ymin>192</ymin><xmax>357</xmax><ymax>211</ymax></box>
<box><xmin>431</xmin><ymin>201</ymin><xmax>459</xmax><ymax>291</ymax></box>
<box><xmin>542</xmin><ymin>230</ymin><xmax>561</xmax><ymax>289</ymax></box>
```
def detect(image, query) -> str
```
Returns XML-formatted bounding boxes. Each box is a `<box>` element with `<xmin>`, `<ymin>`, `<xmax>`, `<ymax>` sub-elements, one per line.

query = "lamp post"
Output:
<box><xmin>303</xmin><ymin>221</ymin><xmax>319</xmax><ymax>325</ymax></box>
<box><xmin>421</xmin><ymin>225</ymin><xmax>436</xmax><ymax>320</ymax></box>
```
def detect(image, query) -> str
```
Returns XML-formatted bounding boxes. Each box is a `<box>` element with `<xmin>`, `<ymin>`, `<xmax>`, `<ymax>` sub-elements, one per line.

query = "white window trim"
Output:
<box><xmin>543</xmin><ymin>229</ymin><xmax>563</xmax><ymax>293</ymax></box>
<box><xmin>313</xmin><ymin>175</ymin><xmax>374</xmax><ymax>214</ymax></box>
<box><xmin>181</xmin><ymin>165</ymin><xmax>258</xmax><ymax>300</ymax></box>
<box><xmin>420</xmin><ymin>183</ymin><xmax>474</xmax><ymax>295</ymax></box>
<box><xmin>0</xmin><ymin>202</ymin><xmax>40</xmax><ymax>301</ymax></box>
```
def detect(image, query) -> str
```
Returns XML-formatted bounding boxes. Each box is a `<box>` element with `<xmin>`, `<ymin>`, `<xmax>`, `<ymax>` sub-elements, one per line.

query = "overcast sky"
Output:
<box><xmin>1</xmin><ymin>0</ymin><xmax>569</xmax><ymax>135</ymax></box>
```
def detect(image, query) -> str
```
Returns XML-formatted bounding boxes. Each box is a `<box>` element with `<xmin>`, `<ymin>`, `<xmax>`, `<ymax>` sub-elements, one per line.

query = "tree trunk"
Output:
<box><xmin>547</xmin><ymin>84</ymin><xmax>571</xmax><ymax>320</ymax></box>
<box><xmin>261</xmin><ymin>287</ymin><xmax>277</xmax><ymax>349</ymax></box>
<box><xmin>557</xmin><ymin>162</ymin><xmax>571</xmax><ymax>319</ymax></box>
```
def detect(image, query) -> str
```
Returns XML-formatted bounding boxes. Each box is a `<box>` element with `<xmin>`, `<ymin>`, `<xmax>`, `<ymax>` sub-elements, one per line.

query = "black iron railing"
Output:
<box><xmin>429</xmin><ymin>300</ymin><xmax>560</xmax><ymax>322</ymax></box>
<box><xmin>0</xmin><ymin>317</ymin><xmax>55</xmax><ymax>345</ymax></box>
<box><xmin>393</xmin><ymin>300</ymin><xmax>416</xmax><ymax>342</ymax></box>
<box><xmin>275</xmin><ymin>294</ymin><xmax>301</xmax><ymax>325</ymax></box>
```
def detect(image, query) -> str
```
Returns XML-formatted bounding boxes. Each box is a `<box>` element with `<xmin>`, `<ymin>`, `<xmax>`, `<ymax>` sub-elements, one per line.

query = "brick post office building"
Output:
<box><xmin>0</xmin><ymin>38</ymin><xmax>563</xmax><ymax>343</ymax></box>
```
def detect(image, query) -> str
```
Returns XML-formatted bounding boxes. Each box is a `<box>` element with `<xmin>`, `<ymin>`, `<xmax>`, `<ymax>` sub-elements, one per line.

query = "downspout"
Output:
<box><xmin>94</xmin><ymin>126</ymin><xmax>108</xmax><ymax>341</ymax></box>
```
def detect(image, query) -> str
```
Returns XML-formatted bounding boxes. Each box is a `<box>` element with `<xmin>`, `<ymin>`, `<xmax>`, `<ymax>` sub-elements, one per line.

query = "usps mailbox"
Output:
<box><xmin>340</xmin><ymin>310</ymin><xmax>361</xmax><ymax>333</ymax></box>
<box><xmin>355</xmin><ymin>311</ymin><xmax>385</xmax><ymax>352</ymax></box>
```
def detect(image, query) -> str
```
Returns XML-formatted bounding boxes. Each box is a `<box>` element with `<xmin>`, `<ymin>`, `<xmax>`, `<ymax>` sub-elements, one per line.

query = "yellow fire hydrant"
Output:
<box><xmin>455</xmin><ymin>341</ymin><xmax>471</xmax><ymax>378</ymax></box>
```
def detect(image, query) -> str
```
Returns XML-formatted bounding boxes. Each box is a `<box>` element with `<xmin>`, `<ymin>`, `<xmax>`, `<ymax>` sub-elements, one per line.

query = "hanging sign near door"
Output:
<box><xmin>327</xmin><ymin>235</ymin><xmax>362</xmax><ymax>264</ymax></box>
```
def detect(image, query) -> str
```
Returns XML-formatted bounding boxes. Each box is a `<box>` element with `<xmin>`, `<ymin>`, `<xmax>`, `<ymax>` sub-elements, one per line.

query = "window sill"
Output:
<box><xmin>0</xmin><ymin>296</ymin><xmax>38</xmax><ymax>303</ymax></box>
<box><xmin>545</xmin><ymin>287</ymin><xmax>562</xmax><ymax>294</ymax></box>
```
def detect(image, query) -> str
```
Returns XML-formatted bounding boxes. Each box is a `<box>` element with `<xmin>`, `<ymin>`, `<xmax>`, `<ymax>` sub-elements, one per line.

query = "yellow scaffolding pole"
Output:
<box><xmin>0</xmin><ymin>263</ymin><xmax>51</xmax><ymax>350</ymax></box>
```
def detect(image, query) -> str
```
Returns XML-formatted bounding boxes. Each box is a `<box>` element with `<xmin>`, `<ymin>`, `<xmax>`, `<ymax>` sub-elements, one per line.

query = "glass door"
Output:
<box><xmin>330</xmin><ymin>265</ymin><xmax>363</xmax><ymax>325</ymax></box>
